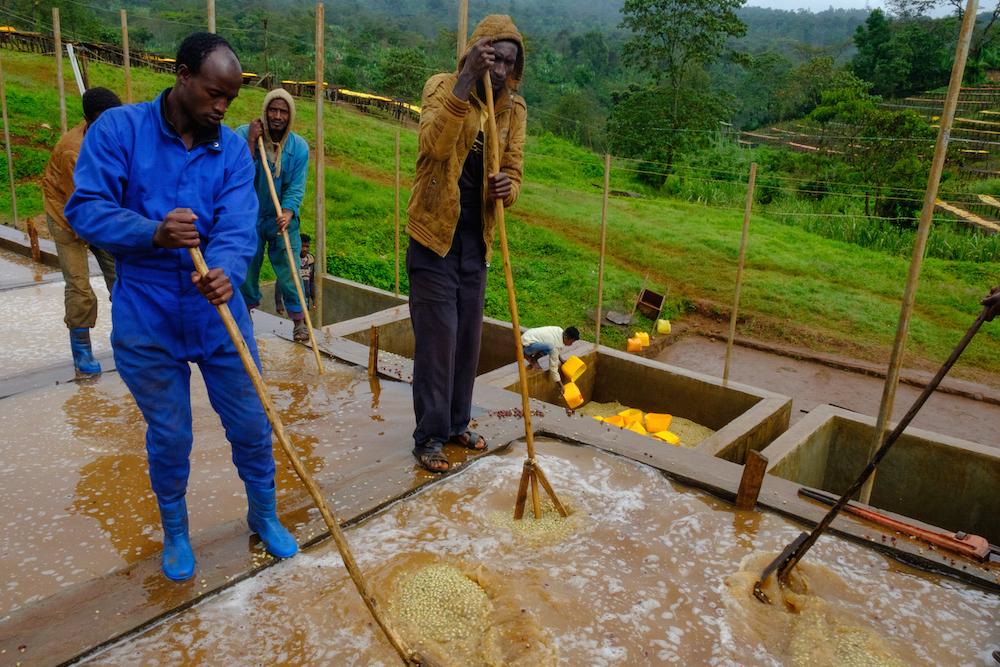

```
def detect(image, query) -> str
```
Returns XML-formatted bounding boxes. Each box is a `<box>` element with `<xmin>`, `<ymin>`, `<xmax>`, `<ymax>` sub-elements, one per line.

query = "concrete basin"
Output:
<box><xmin>257</xmin><ymin>275</ymin><xmax>407</xmax><ymax>327</ymax></box>
<box><xmin>762</xmin><ymin>404</ymin><xmax>1000</xmax><ymax>544</ymax></box>
<box><xmin>481</xmin><ymin>344</ymin><xmax>793</xmax><ymax>463</ymax></box>
<box><xmin>336</xmin><ymin>310</ymin><xmax>521</xmax><ymax>377</ymax></box>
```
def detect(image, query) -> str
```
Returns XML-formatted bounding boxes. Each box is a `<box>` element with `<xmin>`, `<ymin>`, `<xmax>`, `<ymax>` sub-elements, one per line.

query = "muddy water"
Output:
<box><xmin>0</xmin><ymin>280</ymin><xmax>112</xmax><ymax>378</ymax></box>
<box><xmin>85</xmin><ymin>439</ymin><xmax>999</xmax><ymax>666</ymax></box>
<box><xmin>0</xmin><ymin>247</ymin><xmax>59</xmax><ymax>287</ymax></box>
<box><xmin>0</xmin><ymin>337</ymin><xmax>445</xmax><ymax>617</ymax></box>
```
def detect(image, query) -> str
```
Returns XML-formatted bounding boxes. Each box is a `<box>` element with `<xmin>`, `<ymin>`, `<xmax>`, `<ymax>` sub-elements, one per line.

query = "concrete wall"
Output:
<box><xmin>481</xmin><ymin>343</ymin><xmax>792</xmax><ymax>464</ymax></box>
<box><xmin>764</xmin><ymin>405</ymin><xmax>1000</xmax><ymax>544</ymax></box>
<box><xmin>337</xmin><ymin>312</ymin><xmax>520</xmax><ymax>377</ymax></box>
<box><xmin>258</xmin><ymin>275</ymin><xmax>407</xmax><ymax>327</ymax></box>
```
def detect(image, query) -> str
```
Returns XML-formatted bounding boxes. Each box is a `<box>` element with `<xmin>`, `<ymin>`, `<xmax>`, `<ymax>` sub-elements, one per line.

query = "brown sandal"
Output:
<box><xmin>448</xmin><ymin>431</ymin><xmax>487</xmax><ymax>451</ymax></box>
<box><xmin>413</xmin><ymin>448</ymin><xmax>450</xmax><ymax>473</ymax></box>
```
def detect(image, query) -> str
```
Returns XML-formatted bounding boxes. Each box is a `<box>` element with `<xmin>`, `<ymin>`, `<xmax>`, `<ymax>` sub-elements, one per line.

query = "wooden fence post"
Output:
<box><xmin>394</xmin><ymin>128</ymin><xmax>401</xmax><ymax>296</ymax></box>
<box><xmin>207</xmin><ymin>0</ymin><xmax>216</xmax><ymax>33</ymax></box>
<box><xmin>860</xmin><ymin>0</ymin><xmax>978</xmax><ymax>503</ymax></box>
<box><xmin>313</xmin><ymin>2</ymin><xmax>326</xmax><ymax>325</ymax></box>
<box><xmin>0</xmin><ymin>52</ymin><xmax>18</xmax><ymax>234</ymax></box>
<box><xmin>723</xmin><ymin>162</ymin><xmax>757</xmax><ymax>385</ymax></box>
<box><xmin>53</xmin><ymin>7</ymin><xmax>66</xmax><ymax>133</ymax></box>
<box><xmin>595</xmin><ymin>153</ymin><xmax>610</xmax><ymax>347</ymax></box>
<box><xmin>121</xmin><ymin>9</ymin><xmax>132</xmax><ymax>103</ymax></box>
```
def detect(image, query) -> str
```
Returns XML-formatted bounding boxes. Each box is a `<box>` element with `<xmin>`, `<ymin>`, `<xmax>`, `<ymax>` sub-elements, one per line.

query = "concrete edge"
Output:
<box><xmin>0</xmin><ymin>222</ymin><xmax>59</xmax><ymax>268</ymax></box>
<box><xmin>764</xmin><ymin>403</ymin><xmax>1000</xmax><ymax>465</ymax></box>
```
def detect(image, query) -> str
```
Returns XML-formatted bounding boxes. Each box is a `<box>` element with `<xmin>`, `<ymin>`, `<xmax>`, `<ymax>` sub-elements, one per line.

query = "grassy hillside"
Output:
<box><xmin>2</xmin><ymin>50</ymin><xmax>998</xmax><ymax>383</ymax></box>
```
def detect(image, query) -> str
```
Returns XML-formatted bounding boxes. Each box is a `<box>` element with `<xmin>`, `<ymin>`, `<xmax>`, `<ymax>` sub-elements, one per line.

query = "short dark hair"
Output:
<box><xmin>300</xmin><ymin>233</ymin><xmax>311</xmax><ymax>243</ymax></box>
<box><xmin>82</xmin><ymin>87</ymin><xmax>121</xmax><ymax>122</ymax></box>
<box><xmin>564</xmin><ymin>326</ymin><xmax>580</xmax><ymax>341</ymax></box>
<box><xmin>175</xmin><ymin>32</ymin><xmax>237</xmax><ymax>75</ymax></box>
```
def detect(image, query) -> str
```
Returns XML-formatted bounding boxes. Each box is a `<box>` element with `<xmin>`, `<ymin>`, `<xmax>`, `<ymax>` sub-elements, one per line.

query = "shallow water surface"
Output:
<box><xmin>84</xmin><ymin>439</ymin><xmax>999</xmax><ymax>666</ymax></box>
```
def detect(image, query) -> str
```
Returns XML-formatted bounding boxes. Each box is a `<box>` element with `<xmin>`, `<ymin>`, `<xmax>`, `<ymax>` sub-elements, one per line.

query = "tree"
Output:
<box><xmin>374</xmin><ymin>47</ymin><xmax>430</xmax><ymax>101</ymax></box>
<box><xmin>852</xmin><ymin>10</ymin><xmax>952</xmax><ymax>97</ymax></box>
<box><xmin>887</xmin><ymin>0</ymin><xmax>999</xmax><ymax>62</ymax></box>
<box><xmin>811</xmin><ymin>87</ymin><xmax>936</xmax><ymax>222</ymax></box>
<box><xmin>608</xmin><ymin>77</ymin><xmax>732</xmax><ymax>185</ymax></box>
<box><xmin>620</xmin><ymin>0</ymin><xmax>747</xmax><ymax>167</ymax></box>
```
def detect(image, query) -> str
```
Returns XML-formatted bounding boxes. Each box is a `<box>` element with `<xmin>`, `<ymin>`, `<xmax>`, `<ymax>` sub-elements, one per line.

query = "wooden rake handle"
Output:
<box><xmin>257</xmin><ymin>136</ymin><xmax>324</xmax><ymax>374</ymax></box>
<box><xmin>188</xmin><ymin>247</ymin><xmax>417</xmax><ymax>665</ymax></box>
<box><xmin>482</xmin><ymin>72</ymin><xmax>542</xmax><ymax>520</ymax></box>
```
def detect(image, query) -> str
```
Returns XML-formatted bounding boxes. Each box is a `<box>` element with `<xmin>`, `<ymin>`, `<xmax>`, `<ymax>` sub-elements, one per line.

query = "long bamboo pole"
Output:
<box><xmin>595</xmin><ymin>153</ymin><xmax>610</xmax><ymax>348</ymax></box>
<box><xmin>456</xmin><ymin>0</ymin><xmax>469</xmax><ymax>61</ymax></box>
<box><xmin>207</xmin><ymin>0</ymin><xmax>216</xmax><ymax>33</ymax></box>
<box><xmin>723</xmin><ymin>162</ymin><xmax>757</xmax><ymax>385</ymax></box>
<box><xmin>257</xmin><ymin>137</ymin><xmax>324</xmax><ymax>374</ymax></box>
<box><xmin>0</xmin><ymin>53</ymin><xmax>18</xmax><ymax>233</ymax></box>
<box><xmin>120</xmin><ymin>10</ymin><xmax>132</xmax><ymax>104</ymax></box>
<box><xmin>53</xmin><ymin>8</ymin><xmax>66</xmax><ymax>134</ymax></box>
<box><xmin>188</xmin><ymin>247</ymin><xmax>417</xmax><ymax>666</ymax></box>
<box><xmin>313</xmin><ymin>2</ymin><xmax>326</xmax><ymax>326</ymax></box>
<box><xmin>483</xmin><ymin>73</ymin><xmax>546</xmax><ymax>520</ymax></box>
<box><xmin>859</xmin><ymin>0</ymin><xmax>977</xmax><ymax>503</ymax></box>
<box><xmin>394</xmin><ymin>128</ymin><xmax>401</xmax><ymax>296</ymax></box>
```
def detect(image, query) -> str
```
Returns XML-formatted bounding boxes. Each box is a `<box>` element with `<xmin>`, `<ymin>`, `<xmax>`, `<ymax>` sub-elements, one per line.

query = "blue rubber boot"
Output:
<box><xmin>245</xmin><ymin>483</ymin><xmax>298</xmax><ymax>558</ymax></box>
<box><xmin>70</xmin><ymin>327</ymin><xmax>101</xmax><ymax>375</ymax></box>
<box><xmin>157</xmin><ymin>497</ymin><xmax>195</xmax><ymax>581</ymax></box>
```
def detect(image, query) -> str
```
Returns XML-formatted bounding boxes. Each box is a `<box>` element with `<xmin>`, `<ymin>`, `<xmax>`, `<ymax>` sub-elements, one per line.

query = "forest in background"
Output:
<box><xmin>1</xmin><ymin>0</ymin><xmax>999</xmax><ymax>242</ymax></box>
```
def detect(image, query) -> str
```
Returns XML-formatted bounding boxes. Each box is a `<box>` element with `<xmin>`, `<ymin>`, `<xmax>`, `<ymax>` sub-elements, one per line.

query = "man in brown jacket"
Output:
<box><xmin>406</xmin><ymin>15</ymin><xmax>526</xmax><ymax>472</ymax></box>
<box><xmin>42</xmin><ymin>87</ymin><xmax>121</xmax><ymax>375</ymax></box>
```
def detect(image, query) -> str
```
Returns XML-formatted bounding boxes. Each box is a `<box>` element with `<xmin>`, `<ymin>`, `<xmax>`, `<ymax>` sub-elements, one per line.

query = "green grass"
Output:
<box><xmin>1</xmin><ymin>51</ymin><xmax>998</xmax><ymax>380</ymax></box>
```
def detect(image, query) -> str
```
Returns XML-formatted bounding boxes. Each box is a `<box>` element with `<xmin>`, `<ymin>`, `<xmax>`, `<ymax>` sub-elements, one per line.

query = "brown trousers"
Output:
<box><xmin>46</xmin><ymin>215</ymin><xmax>116</xmax><ymax>329</ymax></box>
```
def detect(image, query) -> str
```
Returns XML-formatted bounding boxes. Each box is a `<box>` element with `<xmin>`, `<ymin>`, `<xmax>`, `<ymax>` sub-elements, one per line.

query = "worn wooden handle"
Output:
<box><xmin>189</xmin><ymin>247</ymin><xmax>417</xmax><ymax>665</ymax></box>
<box><xmin>257</xmin><ymin>136</ymin><xmax>324</xmax><ymax>374</ymax></box>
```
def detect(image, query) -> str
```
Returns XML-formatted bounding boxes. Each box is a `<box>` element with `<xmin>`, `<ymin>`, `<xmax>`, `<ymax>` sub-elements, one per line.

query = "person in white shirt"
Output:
<box><xmin>521</xmin><ymin>325</ymin><xmax>580</xmax><ymax>382</ymax></box>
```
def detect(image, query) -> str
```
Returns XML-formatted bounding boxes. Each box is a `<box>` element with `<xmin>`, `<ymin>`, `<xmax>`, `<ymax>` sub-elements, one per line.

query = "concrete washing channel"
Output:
<box><xmin>0</xmin><ymin>235</ymin><xmax>997</xmax><ymax>665</ymax></box>
<box><xmin>764</xmin><ymin>404</ymin><xmax>1000</xmax><ymax>545</ymax></box>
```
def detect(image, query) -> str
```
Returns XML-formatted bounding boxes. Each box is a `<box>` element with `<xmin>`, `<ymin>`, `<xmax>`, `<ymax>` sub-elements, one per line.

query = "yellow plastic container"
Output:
<box><xmin>657</xmin><ymin>318</ymin><xmax>672</xmax><ymax>335</ymax></box>
<box><xmin>652</xmin><ymin>431</ymin><xmax>681</xmax><ymax>445</ymax></box>
<box><xmin>617</xmin><ymin>408</ymin><xmax>644</xmax><ymax>426</ymax></box>
<box><xmin>560</xmin><ymin>355</ymin><xmax>587</xmax><ymax>383</ymax></box>
<box><xmin>563</xmin><ymin>382</ymin><xmax>584</xmax><ymax>409</ymax></box>
<box><xmin>626</xmin><ymin>336</ymin><xmax>643</xmax><ymax>353</ymax></box>
<box><xmin>645</xmin><ymin>412</ymin><xmax>673</xmax><ymax>433</ymax></box>
<box><xmin>603</xmin><ymin>415</ymin><xmax>626</xmax><ymax>428</ymax></box>
<box><xmin>634</xmin><ymin>331</ymin><xmax>650</xmax><ymax>347</ymax></box>
<box><xmin>627</xmin><ymin>421</ymin><xmax>648</xmax><ymax>436</ymax></box>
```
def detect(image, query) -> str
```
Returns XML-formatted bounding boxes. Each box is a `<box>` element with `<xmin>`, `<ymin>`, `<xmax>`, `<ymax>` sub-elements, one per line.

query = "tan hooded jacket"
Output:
<box><xmin>406</xmin><ymin>14</ymin><xmax>526</xmax><ymax>262</ymax></box>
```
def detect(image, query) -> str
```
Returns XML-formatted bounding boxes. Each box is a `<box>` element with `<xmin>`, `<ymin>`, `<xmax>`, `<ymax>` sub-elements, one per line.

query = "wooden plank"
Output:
<box><xmin>736</xmin><ymin>450</ymin><xmax>768</xmax><ymax>510</ymax></box>
<box><xmin>936</xmin><ymin>199</ymin><xmax>1000</xmax><ymax>233</ymax></box>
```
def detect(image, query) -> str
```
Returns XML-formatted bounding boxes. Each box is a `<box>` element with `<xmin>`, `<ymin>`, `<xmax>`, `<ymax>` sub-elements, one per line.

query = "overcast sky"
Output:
<box><xmin>746</xmin><ymin>0</ymin><xmax>878</xmax><ymax>10</ymax></box>
<box><xmin>746</xmin><ymin>0</ymin><xmax>951</xmax><ymax>14</ymax></box>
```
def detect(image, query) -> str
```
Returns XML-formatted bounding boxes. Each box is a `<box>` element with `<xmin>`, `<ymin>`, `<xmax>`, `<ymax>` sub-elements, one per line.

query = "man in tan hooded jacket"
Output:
<box><xmin>406</xmin><ymin>15</ymin><xmax>527</xmax><ymax>472</ymax></box>
<box><xmin>236</xmin><ymin>89</ymin><xmax>311</xmax><ymax>340</ymax></box>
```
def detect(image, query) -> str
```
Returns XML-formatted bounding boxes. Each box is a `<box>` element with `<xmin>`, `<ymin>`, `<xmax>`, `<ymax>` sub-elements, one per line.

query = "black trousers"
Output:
<box><xmin>407</xmin><ymin>208</ymin><xmax>487</xmax><ymax>451</ymax></box>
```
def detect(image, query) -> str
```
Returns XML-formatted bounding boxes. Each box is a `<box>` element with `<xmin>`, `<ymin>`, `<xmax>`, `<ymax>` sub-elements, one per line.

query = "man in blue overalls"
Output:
<box><xmin>66</xmin><ymin>33</ymin><xmax>297</xmax><ymax>582</ymax></box>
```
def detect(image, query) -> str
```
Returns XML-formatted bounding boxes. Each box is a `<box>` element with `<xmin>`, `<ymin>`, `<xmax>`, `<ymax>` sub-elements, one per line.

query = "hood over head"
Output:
<box><xmin>459</xmin><ymin>14</ymin><xmax>525</xmax><ymax>92</ymax></box>
<box><xmin>261</xmin><ymin>88</ymin><xmax>295</xmax><ymax>178</ymax></box>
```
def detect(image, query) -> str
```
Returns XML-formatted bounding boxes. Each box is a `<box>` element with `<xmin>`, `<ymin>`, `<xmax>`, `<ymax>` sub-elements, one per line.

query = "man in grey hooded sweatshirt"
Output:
<box><xmin>237</xmin><ymin>89</ymin><xmax>311</xmax><ymax>341</ymax></box>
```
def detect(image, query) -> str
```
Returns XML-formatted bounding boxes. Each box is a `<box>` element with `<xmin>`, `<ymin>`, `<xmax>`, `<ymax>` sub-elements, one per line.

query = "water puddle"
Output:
<box><xmin>83</xmin><ymin>439</ymin><xmax>998</xmax><ymax>666</ymax></box>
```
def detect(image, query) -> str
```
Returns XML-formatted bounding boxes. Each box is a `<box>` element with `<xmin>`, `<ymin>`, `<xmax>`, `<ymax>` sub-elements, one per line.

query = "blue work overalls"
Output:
<box><xmin>65</xmin><ymin>91</ymin><xmax>274</xmax><ymax>503</ymax></box>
